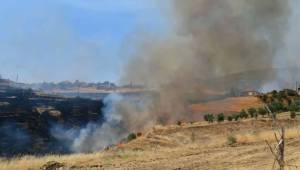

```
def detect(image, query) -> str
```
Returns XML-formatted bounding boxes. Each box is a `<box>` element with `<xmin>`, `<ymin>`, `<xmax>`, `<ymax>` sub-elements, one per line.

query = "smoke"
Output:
<box><xmin>52</xmin><ymin>93</ymin><xmax>154</xmax><ymax>152</ymax></box>
<box><xmin>0</xmin><ymin>122</ymin><xmax>31</xmax><ymax>156</ymax></box>
<box><xmin>53</xmin><ymin>0</ymin><xmax>296</xmax><ymax>152</ymax></box>
<box><xmin>121</xmin><ymin>0</ymin><xmax>291</xmax><ymax>116</ymax></box>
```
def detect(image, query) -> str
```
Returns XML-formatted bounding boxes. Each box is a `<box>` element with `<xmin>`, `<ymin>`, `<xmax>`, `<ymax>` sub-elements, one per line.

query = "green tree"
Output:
<box><xmin>217</xmin><ymin>113</ymin><xmax>225</xmax><ymax>122</ymax></box>
<box><xmin>258</xmin><ymin>107</ymin><xmax>267</xmax><ymax>117</ymax></box>
<box><xmin>239</xmin><ymin>109</ymin><xmax>248</xmax><ymax>119</ymax></box>
<box><xmin>233</xmin><ymin>114</ymin><xmax>240</xmax><ymax>121</ymax></box>
<box><xmin>269</xmin><ymin>102</ymin><xmax>284</xmax><ymax>113</ymax></box>
<box><xmin>247</xmin><ymin>108</ymin><xmax>257</xmax><ymax>118</ymax></box>
<box><xmin>204</xmin><ymin>113</ymin><xmax>215</xmax><ymax>123</ymax></box>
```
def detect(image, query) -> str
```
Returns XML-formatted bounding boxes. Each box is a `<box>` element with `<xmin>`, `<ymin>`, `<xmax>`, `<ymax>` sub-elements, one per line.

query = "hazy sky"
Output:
<box><xmin>1</xmin><ymin>0</ymin><xmax>299</xmax><ymax>84</ymax></box>
<box><xmin>0</xmin><ymin>0</ymin><xmax>170</xmax><ymax>83</ymax></box>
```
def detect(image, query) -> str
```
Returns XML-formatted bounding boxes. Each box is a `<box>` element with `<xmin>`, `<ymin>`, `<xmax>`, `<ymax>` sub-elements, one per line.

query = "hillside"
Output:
<box><xmin>190</xmin><ymin>96</ymin><xmax>263</xmax><ymax>115</ymax></box>
<box><xmin>2</xmin><ymin>113</ymin><xmax>300</xmax><ymax>170</ymax></box>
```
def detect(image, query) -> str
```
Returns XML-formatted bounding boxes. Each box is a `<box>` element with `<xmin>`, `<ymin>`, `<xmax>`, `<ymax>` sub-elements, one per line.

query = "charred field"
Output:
<box><xmin>0</xmin><ymin>88</ymin><xmax>104</xmax><ymax>157</ymax></box>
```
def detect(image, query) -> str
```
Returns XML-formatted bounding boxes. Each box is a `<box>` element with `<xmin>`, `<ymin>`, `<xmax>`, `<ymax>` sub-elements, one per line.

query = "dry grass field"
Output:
<box><xmin>190</xmin><ymin>96</ymin><xmax>263</xmax><ymax>115</ymax></box>
<box><xmin>2</xmin><ymin>114</ymin><xmax>300</xmax><ymax>170</ymax></box>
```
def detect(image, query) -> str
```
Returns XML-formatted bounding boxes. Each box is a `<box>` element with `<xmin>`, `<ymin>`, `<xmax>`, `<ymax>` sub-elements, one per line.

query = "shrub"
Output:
<box><xmin>227</xmin><ymin>135</ymin><xmax>237</xmax><ymax>146</ymax></box>
<box><xmin>247</xmin><ymin>108</ymin><xmax>257</xmax><ymax>118</ymax></box>
<box><xmin>289</xmin><ymin>100</ymin><xmax>300</xmax><ymax>112</ymax></box>
<box><xmin>127</xmin><ymin>133</ymin><xmax>137</xmax><ymax>142</ymax></box>
<box><xmin>233</xmin><ymin>114</ymin><xmax>240</xmax><ymax>121</ymax></box>
<box><xmin>227</xmin><ymin>116</ymin><xmax>233</xmax><ymax>122</ymax></box>
<box><xmin>217</xmin><ymin>113</ymin><xmax>225</xmax><ymax>122</ymax></box>
<box><xmin>204</xmin><ymin>113</ymin><xmax>215</xmax><ymax>123</ymax></box>
<box><xmin>271</xmin><ymin>90</ymin><xmax>278</xmax><ymax>97</ymax></box>
<box><xmin>239</xmin><ymin>109</ymin><xmax>248</xmax><ymax>119</ymax></box>
<box><xmin>269</xmin><ymin>102</ymin><xmax>284</xmax><ymax>113</ymax></box>
<box><xmin>290</xmin><ymin>111</ymin><xmax>296</xmax><ymax>119</ymax></box>
<box><xmin>258</xmin><ymin>107</ymin><xmax>267</xmax><ymax>117</ymax></box>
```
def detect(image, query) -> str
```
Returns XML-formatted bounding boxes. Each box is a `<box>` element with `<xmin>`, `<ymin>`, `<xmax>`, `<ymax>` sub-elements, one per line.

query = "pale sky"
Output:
<box><xmin>1</xmin><ymin>0</ymin><xmax>299</xmax><ymax>84</ymax></box>
<box><xmin>0</xmin><ymin>0</ymin><xmax>170</xmax><ymax>83</ymax></box>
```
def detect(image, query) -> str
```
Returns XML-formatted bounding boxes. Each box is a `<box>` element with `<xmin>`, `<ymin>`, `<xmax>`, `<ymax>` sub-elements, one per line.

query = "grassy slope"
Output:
<box><xmin>2</xmin><ymin>113</ymin><xmax>300</xmax><ymax>170</ymax></box>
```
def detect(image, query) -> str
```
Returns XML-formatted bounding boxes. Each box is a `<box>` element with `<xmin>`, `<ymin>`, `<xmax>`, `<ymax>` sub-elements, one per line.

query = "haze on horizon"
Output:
<box><xmin>0</xmin><ymin>0</ymin><xmax>300</xmax><ymax>84</ymax></box>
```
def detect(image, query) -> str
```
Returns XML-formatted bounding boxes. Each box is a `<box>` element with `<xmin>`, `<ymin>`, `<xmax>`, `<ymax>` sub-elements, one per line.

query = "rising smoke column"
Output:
<box><xmin>122</xmin><ymin>0</ymin><xmax>291</xmax><ymax>120</ymax></box>
<box><xmin>52</xmin><ymin>93</ymin><xmax>154</xmax><ymax>153</ymax></box>
<box><xmin>52</xmin><ymin>0</ymin><xmax>293</xmax><ymax>152</ymax></box>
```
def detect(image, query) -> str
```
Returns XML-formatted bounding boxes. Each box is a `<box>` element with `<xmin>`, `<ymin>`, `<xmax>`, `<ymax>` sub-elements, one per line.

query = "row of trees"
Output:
<box><xmin>203</xmin><ymin>107</ymin><xmax>267</xmax><ymax>123</ymax></box>
<box><xmin>203</xmin><ymin>106</ymin><xmax>297</xmax><ymax>123</ymax></box>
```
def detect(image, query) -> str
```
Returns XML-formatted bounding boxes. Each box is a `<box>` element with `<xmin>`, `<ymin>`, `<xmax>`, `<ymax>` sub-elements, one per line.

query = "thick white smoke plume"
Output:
<box><xmin>122</xmin><ymin>0</ymin><xmax>292</xmax><ymax>118</ymax></box>
<box><xmin>52</xmin><ymin>93</ymin><xmax>154</xmax><ymax>152</ymax></box>
<box><xmin>54</xmin><ymin>0</ymin><xmax>300</xmax><ymax>152</ymax></box>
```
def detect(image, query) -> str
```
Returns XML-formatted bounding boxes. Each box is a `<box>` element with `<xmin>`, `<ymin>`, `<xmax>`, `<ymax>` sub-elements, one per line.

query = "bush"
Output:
<box><xmin>227</xmin><ymin>135</ymin><xmax>237</xmax><ymax>146</ymax></box>
<box><xmin>204</xmin><ymin>113</ymin><xmax>215</xmax><ymax>123</ymax></box>
<box><xmin>227</xmin><ymin>116</ymin><xmax>233</xmax><ymax>122</ymax></box>
<box><xmin>290</xmin><ymin>111</ymin><xmax>296</xmax><ymax>119</ymax></box>
<box><xmin>271</xmin><ymin>90</ymin><xmax>278</xmax><ymax>97</ymax></box>
<box><xmin>233</xmin><ymin>114</ymin><xmax>240</xmax><ymax>121</ymax></box>
<box><xmin>247</xmin><ymin>108</ymin><xmax>257</xmax><ymax>118</ymax></box>
<box><xmin>289</xmin><ymin>100</ymin><xmax>300</xmax><ymax>112</ymax></box>
<box><xmin>239</xmin><ymin>109</ymin><xmax>248</xmax><ymax>119</ymax></box>
<box><xmin>269</xmin><ymin>102</ymin><xmax>284</xmax><ymax>113</ymax></box>
<box><xmin>258</xmin><ymin>107</ymin><xmax>267</xmax><ymax>117</ymax></box>
<box><xmin>127</xmin><ymin>133</ymin><xmax>137</xmax><ymax>142</ymax></box>
<box><xmin>217</xmin><ymin>113</ymin><xmax>225</xmax><ymax>122</ymax></box>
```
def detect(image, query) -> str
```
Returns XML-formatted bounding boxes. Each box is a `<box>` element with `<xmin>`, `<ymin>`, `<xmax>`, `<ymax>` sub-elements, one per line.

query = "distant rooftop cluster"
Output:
<box><xmin>0</xmin><ymin>75</ymin><xmax>145</xmax><ymax>93</ymax></box>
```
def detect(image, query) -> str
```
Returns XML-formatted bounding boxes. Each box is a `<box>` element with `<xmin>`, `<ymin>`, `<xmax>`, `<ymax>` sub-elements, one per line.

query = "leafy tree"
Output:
<box><xmin>271</xmin><ymin>90</ymin><xmax>278</xmax><ymax>97</ymax></box>
<box><xmin>258</xmin><ymin>107</ymin><xmax>267</xmax><ymax>117</ymax></box>
<box><xmin>247</xmin><ymin>108</ymin><xmax>257</xmax><ymax>118</ymax></box>
<box><xmin>217</xmin><ymin>113</ymin><xmax>225</xmax><ymax>122</ymax></box>
<box><xmin>278</xmin><ymin>90</ymin><xmax>287</xmax><ymax>100</ymax></box>
<box><xmin>268</xmin><ymin>102</ymin><xmax>284</xmax><ymax>113</ymax></box>
<box><xmin>289</xmin><ymin>100</ymin><xmax>300</xmax><ymax>112</ymax></box>
<box><xmin>204</xmin><ymin>114</ymin><xmax>215</xmax><ymax>123</ymax></box>
<box><xmin>233</xmin><ymin>114</ymin><xmax>240</xmax><ymax>121</ymax></box>
<box><xmin>239</xmin><ymin>109</ymin><xmax>248</xmax><ymax>119</ymax></box>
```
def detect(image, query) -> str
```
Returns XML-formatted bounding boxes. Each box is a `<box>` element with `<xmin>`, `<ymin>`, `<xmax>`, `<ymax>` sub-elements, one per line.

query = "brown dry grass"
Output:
<box><xmin>190</xmin><ymin>96</ymin><xmax>263</xmax><ymax>115</ymax></box>
<box><xmin>1</xmin><ymin>117</ymin><xmax>300</xmax><ymax>170</ymax></box>
<box><xmin>236</xmin><ymin>127</ymin><xmax>300</xmax><ymax>144</ymax></box>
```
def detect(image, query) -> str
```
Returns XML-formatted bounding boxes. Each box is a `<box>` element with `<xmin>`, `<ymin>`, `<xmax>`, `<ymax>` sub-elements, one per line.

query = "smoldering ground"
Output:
<box><xmin>0</xmin><ymin>122</ymin><xmax>31</xmax><ymax>156</ymax></box>
<box><xmin>51</xmin><ymin>93</ymin><xmax>155</xmax><ymax>153</ymax></box>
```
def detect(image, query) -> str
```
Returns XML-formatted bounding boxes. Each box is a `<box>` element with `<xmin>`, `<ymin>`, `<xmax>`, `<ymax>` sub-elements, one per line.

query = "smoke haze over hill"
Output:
<box><xmin>61</xmin><ymin>0</ymin><xmax>300</xmax><ymax>153</ymax></box>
